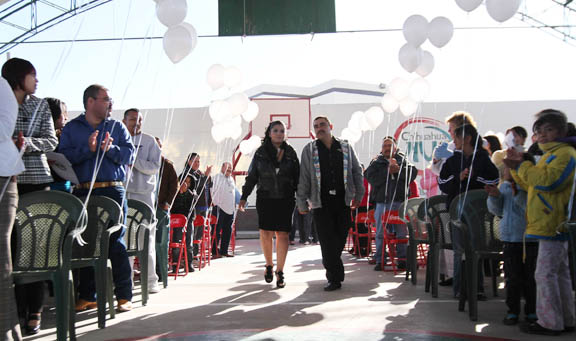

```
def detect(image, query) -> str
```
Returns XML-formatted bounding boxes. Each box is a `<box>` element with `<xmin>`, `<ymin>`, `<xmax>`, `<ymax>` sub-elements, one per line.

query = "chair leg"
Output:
<box><xmin>458</xmin><ymin>258</ymin><xmax>467</xmax><ymax>312</ymax></box>
<box><xmin>107</xmin><ymin>265</ymin><xmax>115</xmax><ymax>320</ymax></box>
<box><xmin>140</xmin><ymin>252</ymin><xmax>149</xmax><ymax>306</ymax></box>
<box><xmin>54</xmin><ymin>273</ymin><xmax>70</xmax><ymax>341</ymax></box>
<box><xmin>424</xmin><ymin>249</ymin><xmax>432</xmax><ymax>292</ymax></box>
<box><xmin>469</xmin><ymin>257</ymin><xmax>479</xmax><ymax>321</ymax></box>
<box><xmin>95</xmin><ymin>265</ymin><xmax>106</xmax><ymax>329</ymax></box>
<box><xmin>431</xmin><ymin>245</ymin><xmax>439</xmax><ymax>298</ymax></box>
<box><xmin>69</xmin><ymin>276</ymin><xmax>77</xmax><ymax>340</ymax></box>
<box><xmin>491</xmin><ymin>260</ymin><xmax>498</xmax><ymax>297</ymax></box>
<box><xmin>411</xmin><ymin>242</ymin><xmax>418</xmax><ymax>285</ymax></box>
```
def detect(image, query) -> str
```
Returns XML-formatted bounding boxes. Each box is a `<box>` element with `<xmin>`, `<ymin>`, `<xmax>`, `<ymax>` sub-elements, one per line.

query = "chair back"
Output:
<box><xmin>13</xmin><ymin>191</ymin><xmax>86</xmax><ymax>272</ymax></box>
<box><xmin>125</xmin><ymin>199</ymin><xmax>154</xmax><ymax>252</ymax></box>
<box><xmin>170</xmin><ymin>214</ymin><xmax>187</xmax><ymax>229</ymax></box>
<box><xmin>418</xmin><ymin>195</ymin><xmax>450</xmax><ymax>248</ymax></box>
<box><xmin>399</xmin><ymin>197</ymin><xmax>426</xmax><ymax>242</ymax></box>
<box><xmin>72</xmin><ymin>196</ymin><xmax>122</xmax><ymax>260</ymax></box>
<box><xmin>449</xmin><ymin>189</ymin><xmax>501</xmax><ymax>253</ymax></box>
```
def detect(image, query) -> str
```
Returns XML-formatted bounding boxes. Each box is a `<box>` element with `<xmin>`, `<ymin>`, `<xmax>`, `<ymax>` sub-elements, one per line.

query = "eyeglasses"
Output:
<box><xmin>95</xmin><ymin>97</ymin><xmax>113</xmax><ymax>105</ymax></box>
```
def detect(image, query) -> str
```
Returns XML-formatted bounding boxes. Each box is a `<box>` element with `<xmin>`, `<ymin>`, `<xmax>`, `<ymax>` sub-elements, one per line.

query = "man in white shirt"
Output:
<box><xmin>210</xmin><ymin>162</ymin><xmax>237</xmax><ymax>257</ymax></box>
<box><xmin>123</xmin><ymin>108</ymin><xmax>162</xmax><ymax>293</ymax></box>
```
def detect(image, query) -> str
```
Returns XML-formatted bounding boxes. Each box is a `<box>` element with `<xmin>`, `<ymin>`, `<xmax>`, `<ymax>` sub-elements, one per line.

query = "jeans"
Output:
<box><xmin>74</xmin><ymin>186</ymin><xmax>133</xmax><ymax>301</ymax></box>
<box><xmin>212</xmin><ymin>207</ymin><xmax>234</xmax><ymax>256</ymax></box>
<box><xmin>373</xmin><ymin>201</ymin><xmax>405</xmax><ymax>264</ymax></box>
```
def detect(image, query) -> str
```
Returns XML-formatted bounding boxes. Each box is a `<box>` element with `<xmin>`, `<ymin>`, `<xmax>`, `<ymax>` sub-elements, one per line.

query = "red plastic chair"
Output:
<box><xmin>350</xmin><ymin>209</ymin><xmax>375</xmax><ymax>258</ymax></box>
<box><xmin>168</xmin><ymin>214</ymin><xmax>189</xmax><ymax>279</ymax></box>
<box><xmin>193</xmin><ymin>214</ymin><xmax>218</xmax><ymax>270</ymax></box>
<box><xmin>381</xmin><ymin>210</ymin><xmax>409</xmax><ymax>274</ymax></box>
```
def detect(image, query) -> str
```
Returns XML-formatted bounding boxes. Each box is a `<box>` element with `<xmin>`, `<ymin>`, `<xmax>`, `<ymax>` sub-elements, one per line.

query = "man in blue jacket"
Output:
<box><xmin>59</xmin><ymin>84</ymin><xmax>135</xmax><ymax>312</ymax></box>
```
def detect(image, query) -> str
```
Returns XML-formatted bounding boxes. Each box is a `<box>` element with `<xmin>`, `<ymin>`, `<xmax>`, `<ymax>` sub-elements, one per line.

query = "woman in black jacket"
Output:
<box><xmin>239</xmin><ymin>121</ymin><xmax>300</xmax><ymax>288</ymax></box>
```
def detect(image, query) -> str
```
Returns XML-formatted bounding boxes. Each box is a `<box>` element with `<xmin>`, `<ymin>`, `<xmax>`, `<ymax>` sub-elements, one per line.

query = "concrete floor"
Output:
<box><xmin>25</xmin><ymin>239</ymin><xmax>574</xmax><ymax>341</ymax></box>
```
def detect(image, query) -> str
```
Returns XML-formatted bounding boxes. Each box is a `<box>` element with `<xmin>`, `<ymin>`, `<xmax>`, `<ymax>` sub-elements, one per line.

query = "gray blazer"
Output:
<box><xmin>296</xmin><ymin>137</ymin><xmax>365</xmax><ymax>211</ymax></box>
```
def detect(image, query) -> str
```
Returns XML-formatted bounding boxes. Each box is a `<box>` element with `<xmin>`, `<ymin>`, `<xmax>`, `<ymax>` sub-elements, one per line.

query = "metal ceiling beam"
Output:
<box><xmin>0</xmin><ymin>0</ymin><xmax>112</xmax><ymax>55</ymax></box>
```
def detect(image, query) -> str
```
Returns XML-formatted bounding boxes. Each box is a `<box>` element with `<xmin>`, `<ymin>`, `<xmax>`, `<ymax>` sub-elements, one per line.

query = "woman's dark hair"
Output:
<box><xmin>483</xmin><ymin>135</ymin><xmax>502</xmax><ymax>154</ymax></box>
<box><xmin>533</xmin><ymin>109</ymin><xmax>568</xmax><ymax>136</ymax></box>
<box><xmin>509</xmin><ymin>126</ymin><xmax>527</xmax><ymax>139</ymax></box>
<box><xmin>46</xmin><ymin>97</ymin><xmax>63</xmax><ymax>122</ymax></box>
<box><xmin>263</xmin><ymin>120</ymin><xmax>286</xmax><ymax>145</ymax></box>
<box><xmin>185</xmin><ymin>152</ymin><xmax>199</xmax><ymax>166</ymax></box>
<box><xmin>454</xmin><ymin>124</ymin><xmax>483</xmax><ymax>150</ymax></box>
<box><xmin>1</xmin><ymin>58</ymin><xmax>36</xmax><ymax>91</ymax></box>
<box><xmin>567</xmin><ymin>122</ymin><xmax>576</xmax><ymax>137</ymax></box>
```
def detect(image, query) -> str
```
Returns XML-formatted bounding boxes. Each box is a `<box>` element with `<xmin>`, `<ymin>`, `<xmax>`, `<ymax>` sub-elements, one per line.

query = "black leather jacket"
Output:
<box><xmin>241</xmin><ymin>142</ymin><xmax>300</xmax><ymax>200</ymax></box>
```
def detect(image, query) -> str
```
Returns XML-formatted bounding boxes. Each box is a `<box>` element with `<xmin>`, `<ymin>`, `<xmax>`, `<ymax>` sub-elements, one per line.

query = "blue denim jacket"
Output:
<box><xmin>486</xmin><ymin>181</ymin><xmax>528</xmax><ymax>243</ymax></box>
<box><xmin>59</xmin><ymin>114</ymin><xmax>134</xmax><ymax>184</ymax></box>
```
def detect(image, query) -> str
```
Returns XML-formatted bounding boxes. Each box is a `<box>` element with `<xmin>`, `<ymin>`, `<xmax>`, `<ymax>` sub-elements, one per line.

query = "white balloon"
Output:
<box><xmin>400</xmin><ymin>98</ymin><xmax>419</xmax><ymax>117</ymax></box>
<box><xmin>455</xmin><ymin>0</ymin><xmax>483</xmax><ymax>12</ymax></box>
<box><xmin>211</xmin><ymin>124</ymin><xmax>226</xmax><ymax>143</ymax></box>
<box><xmin>348</xmin><ymin>111</ymin><xmax>364</xmax><ymax>132</ymax></box>
<box><xmin>209</xmin><ymin>100</ymin><xmax>231</xmax><ymax>122</ymax></box>
<box><xmin>224</xmin><ymin>66</ymin><xmax>242</xmax><ymax>88</ymax></box>
<box><xmin>402</xmin><ymin>15</ymin><xmax>428</xmax><ymax>47</ymax></box>
<box><xmin>381</xmin><ymin>93</ymin><xmax>399</xmax><ymax>113</ymax></box>
<box><xmin>486</xmin><ymin>0</ymin><xmax>521</xmax><ymax>23</ymax></box>
<box><xmin>428</xmin><ymin>17</ymin><xmax>454</xmax><ymax>48</ymax></box>
<box><xmin>359</xmin><ymin>114</ymin><xmax>372</xmax><ymax>131</ymax></box>
<box><xmin>415</xmin><ymin>50</ymin><xmax>435</xmax><ymax>77</ymax></box>
<box><xmin>398</xmin><ymin>43</ymin><xmax>423</xmax><ymax>73</ymax></box>
<box><xmin>389</xmin><ymin>77</ymin><xmax>411</xmax><ymax>101</ymax></box>
<box><xmin>227</xmin><ymin>93</ymin><xmax>250</xmax><ymax>117</ymax></box>
<box><xmin>156</xmin><ymin>0</ymin><xmax>187</xmax><ymax>27</ymax></box>
<box><xmin>239</xmin><ymin>140</ymin><xmax>253</xmax><ymax>154</ymax></box>
<box><xmin>365</xmin><ymin>106</ymin><xmax>385</xmax><ymax>129</ymax></box>
<box><xmin>341</xmin><ymin>128</ymin><xmax>361</xmax><ymax>143</ymax></box>
<box><xmin>180</xmin><ymin>22</ymin><xmax>198</xmax><ymax>50</ymax></box>
<box><xmin>495</xmin><ymin>132</ymin><xmax>506</xmax><ymax>145</ymax></box>
<box><xmin>163</xmin><ymin>25</ymin><xmax>193</xmax><ymax>64</ymax></box>
<box><xmin>206</xmin><ymin>64</ymin><xmax>226</xmax><ymax>90</ymax></box>
<box><xmin>229</xmin><ymin>123</ymin><xmax>243</xmax><ymax>139</ymax></box>
<box><xmin>241</xmin><ymin>101</ymin><xmax>259</xmax><ymax>122</ymax></box>
<box><xmin>409</xmin><ymin>78</ymin><xmax>431</xmax><ymax>102</ymax></box>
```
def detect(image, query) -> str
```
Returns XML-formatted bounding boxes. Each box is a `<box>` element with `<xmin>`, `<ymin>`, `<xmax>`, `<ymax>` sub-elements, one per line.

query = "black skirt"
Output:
<box><xmin>256</xmin><ymin>197</ymin><xmax>295</xmax><ymax>232</ymax></box>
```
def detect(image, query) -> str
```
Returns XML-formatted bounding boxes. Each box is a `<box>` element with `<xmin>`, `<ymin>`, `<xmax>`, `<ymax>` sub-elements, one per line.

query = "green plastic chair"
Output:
<box><xmin>398</xmin><ymin>197</ymin><xmax>426</xmax><ymax>285</ymax></box>
<box><xmin>125</xmin><ymin>199</ymin><xmax>153</xmax><ymax>306</ymax></box>
<box><xmin>72</xmin><ymin>196</ymin><xmax>122</xmax><ymax>328</ymax></box>
<box><xmin>417</xmin><ymin>194</ymin><xmax>449</xmax><ymax>298</ymax></box>
<box><xmin>155</xmin><ymin>209</ymin><xmax>170</xmax><ymax>288</ymax></box>
<box><xmin>450</xmin><ymin>189</ymin><xmax>503</xmax><ymax>321</ymax></box>
<box><xmin>13</xmin><ymin>191</ymin><xmax>87</xmax><ymax>341</ymax></box>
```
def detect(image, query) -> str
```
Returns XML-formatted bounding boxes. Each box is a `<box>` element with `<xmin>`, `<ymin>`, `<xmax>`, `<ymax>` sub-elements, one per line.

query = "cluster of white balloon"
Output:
<box><xmin>206</xmin><ymin>64</ymin><xmax>260</xmax><ymax>146</ymax></box>
<box><xmin>455</xmin><ymin>0</ymin><xmax>521</xmax><ymax>22</ymax></box>
<box><xmin>340</xmin><ymin>106</ymin><xmax>385</xmax><ymax>144</ymax></box>
<box><xmin>155</xmin><ymin>0</ymin><xmax>198</xmax><ymax>63</ymax></box>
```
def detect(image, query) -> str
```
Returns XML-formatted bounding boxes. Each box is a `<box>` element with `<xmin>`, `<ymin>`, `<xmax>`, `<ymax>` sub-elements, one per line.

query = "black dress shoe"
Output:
<box><xmin>25</xmin><ymin>314</ymin><xmax>41</xmax><ymax>335</ymax></box>
<box><xmin>520</xmin><ymin>322</ymin><xmax>562</xmax><ymax>336</ymax></box>
<box><xmin>323</xmin><ymin>281</ymin><xmax>342</xmax><ymax>291</ymax></box>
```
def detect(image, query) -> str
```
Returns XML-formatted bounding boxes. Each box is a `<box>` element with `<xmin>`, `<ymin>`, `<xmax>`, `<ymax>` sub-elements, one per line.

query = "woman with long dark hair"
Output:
<box><xmin>2</xmin><ymin>58</ymin><xmax>57</xmax><ymax>335</ymax></box>
<box><xmin>239</xmin><ymin>121</ymin><xmax>299</xmax><ymax>288</ymax></box>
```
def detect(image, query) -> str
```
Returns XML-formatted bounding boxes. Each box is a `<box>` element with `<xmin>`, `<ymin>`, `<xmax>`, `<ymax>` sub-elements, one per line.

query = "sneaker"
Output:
<box><xmin>149</xmin><ymin>285</ymin><xmax>161</xmax><ymax>294</ymax></box>
<box><xmin>373</xmin><ymin>264</ymin><xmax>382</xmax><ymax>271</ymax></box>
<box><xmin>304</xmin><ymin>241</ymin><xmax>310</xmax><ymax>245</ymax></box>
<box><xmin>503</xmin><ymin>314</ymin><xmax>519</xmax><ymax>325</ymax></box>
<box><xmin>525</xmin><ymin>314</ymin><xmax>538</xmax><ymax>323</ymax></box>
<box><xmin>439</xmin><ymin>277</ymin><xmax>453</xmax><ymax>286</ymax></box>
<box><xmin>117</xmin><ymin>299</ymin><xmax>133</xmax><ymax>312</ymax></box>
<box><xmin>368</xmin><ymin>259</ymin><xmax>377</xmax><ymax>265</ymax></box>
<box><xmin>75</xmin><ymin>299</ymin><xmax>97</xmax><ymax>312</ymax></box>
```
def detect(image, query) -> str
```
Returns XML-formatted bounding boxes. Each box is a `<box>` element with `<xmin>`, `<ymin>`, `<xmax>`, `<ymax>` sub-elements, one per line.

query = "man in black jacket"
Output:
<box><xmin>365</xmin><ymin>137</ymin><xmax>417</xmax><ymax>271</ymax></box>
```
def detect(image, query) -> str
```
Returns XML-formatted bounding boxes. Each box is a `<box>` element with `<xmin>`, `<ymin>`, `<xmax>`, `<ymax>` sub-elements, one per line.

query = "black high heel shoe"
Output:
<box><xmin>264</xmin><ymin>265</ymin><xmax>273</xmax><ymax>283</ymax></box>
<box><xmin>25</xmin><ymin>313</ymin><xmax>41</xmax><ymax>335</ymax></box>
<box><xmin>275</xmin><ymin>271</ymin><xmax>285</xmax><ymax>288</ymax></box>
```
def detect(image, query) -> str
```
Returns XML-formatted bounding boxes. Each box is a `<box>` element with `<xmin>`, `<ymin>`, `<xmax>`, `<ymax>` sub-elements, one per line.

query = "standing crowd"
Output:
<box><xmin>1</xmin><ymin>56</ymin><xmax>575</xmax><ymax>340</ymax></box>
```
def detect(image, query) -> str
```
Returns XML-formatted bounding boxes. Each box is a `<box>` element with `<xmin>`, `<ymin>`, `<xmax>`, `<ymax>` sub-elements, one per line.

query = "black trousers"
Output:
<box><xmin>312</xmin><ymin>198</ymin><xmax>350</xmax><ymax>284</ymax></box>
<box><xmin>503</xmin><ymin>241</ymin><xmax>538</xmax><ymax>315</ymax></box>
